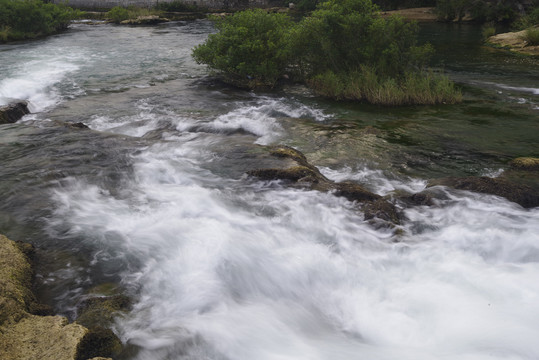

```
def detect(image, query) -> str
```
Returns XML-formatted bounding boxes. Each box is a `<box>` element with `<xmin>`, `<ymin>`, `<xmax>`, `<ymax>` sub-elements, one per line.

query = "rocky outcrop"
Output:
<box><xmin>0</xmin><ymin>101</ymin><xmax>30</xmax><ymax>124</ymax></box>
<box><xmin>487</xmin><ymin>28</ymin><xmax>539</xmax><ymax>56</ymax></box>
<box><xmin>428</xmin><ymin>176</ymin><xmax>539</xmax><ymax>208</ymax></box>
<box><xmin>0</xmin><ymin>234</ymin><xmax>117</xmax><ymax>360</ymax></box>
<box><xmin>247</xmin><ymin>145</ymin><xmax>402</xmax><ymax>226</ymax></box>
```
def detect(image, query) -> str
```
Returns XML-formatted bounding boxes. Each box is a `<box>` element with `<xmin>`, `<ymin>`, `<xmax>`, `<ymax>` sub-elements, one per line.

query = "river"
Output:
<box><xmin>1</xmin><ymin>20</ymin><xmax>539</xmax><ymax>360</ymax></box>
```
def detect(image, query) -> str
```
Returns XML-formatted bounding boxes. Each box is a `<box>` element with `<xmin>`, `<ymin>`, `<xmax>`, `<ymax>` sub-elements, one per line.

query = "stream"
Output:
<box><xmin>1</xmin><ymin>20</ymin><xmax>539</xmax><ymax>360</ymax></box>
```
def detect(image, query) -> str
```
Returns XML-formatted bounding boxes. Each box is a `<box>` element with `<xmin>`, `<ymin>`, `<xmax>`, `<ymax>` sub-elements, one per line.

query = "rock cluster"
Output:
<box><xmin>247</xmin><ymin>145</ymin><xmax>402</xmax><ymax>228</ymax></box>
<box><xmin>0</xmin><ymin>234</ymin><xmax>119</xmax><ymax>360</ymax></box>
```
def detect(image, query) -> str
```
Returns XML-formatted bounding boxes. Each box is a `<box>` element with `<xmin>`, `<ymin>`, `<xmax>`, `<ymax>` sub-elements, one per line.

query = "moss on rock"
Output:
<box><xmin>509</xmin><ymin>157</ymin><xmax>539</xmax><ymax>171</ymax></box>
<box><xmin>0</xmin><ymin>234</ymin><xmax>120</xmax><ymax>360</ymax></box>
<box><xmin>0</xmin><ymin>234</ymin><xmax>35</xmax><ymax>326</ymax></box>
<box><xmin>0</xmin><ymin>315</ymin><xmax>88</xmax><ymax>360</ymax></box>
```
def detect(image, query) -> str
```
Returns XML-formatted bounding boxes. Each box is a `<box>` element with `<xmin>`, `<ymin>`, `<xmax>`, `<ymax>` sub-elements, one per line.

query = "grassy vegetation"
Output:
<box><xmin>0</xmin><ymin>0</ymin><xmax>81</xmax><ymax>42</ymax></box>
<box><xmin>308</xmin><ymin>67</ymin><xmax>462</xmax><ymax>105</ymax></box>
<box><xmin>521</xmin><ymin>26</ymin><xmax>539</xmax><ymax>46</ymax></box>
<box><xmin>481</xmin><ymin>22</ymin><xmax>496</xmax><ymax>39</ymax></box>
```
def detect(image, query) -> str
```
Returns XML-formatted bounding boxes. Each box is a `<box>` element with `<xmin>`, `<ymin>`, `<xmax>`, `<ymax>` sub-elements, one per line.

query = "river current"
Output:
<box><xmin>1</xmin><ymin>20</ymin><xmax>539</xmax><ymax>360</ymax></box>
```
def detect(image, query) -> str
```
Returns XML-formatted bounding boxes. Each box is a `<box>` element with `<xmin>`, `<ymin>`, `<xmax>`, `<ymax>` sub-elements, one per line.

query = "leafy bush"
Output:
<box><xmin>192</xmin><ymin>9</ymin><xmax>294</xmax><ymax>88</ymax></box>
<box><xmin>0</xmin><ymin>0</ymin><xmax>80</xmax><ymax>42</ymax></box>
<box><xmin>192</xmin><ymin>0</ymin><xmax>462</xmax><ymax>105</ymax></box>
<box><xmin>290</xmin><ymin>0</ymin><xmax>434</xmax><ymax>78</ymax></box>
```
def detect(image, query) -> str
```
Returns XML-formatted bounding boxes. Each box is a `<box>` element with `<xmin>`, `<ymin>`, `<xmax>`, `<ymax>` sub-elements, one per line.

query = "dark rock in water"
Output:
<box><xmin>363</xmin><ymin>198</ymin><xmax>403</xmax><ymax>225</ymax></box>
<box><xmin>248</xmin><ymin>166</ymin><xmax>321</xmax><ymax>183</ymax></box>
<box><xmin>247</xmin><ymin>145</ymin><xmax>401</xmax><ymax>226</ymax></box>
<box><xmin>76</xmin><ymin>293</ymin><xmax>131</xmax><ymax>330</ymax></box>
<box><xmin>429</xmin><ymin>176</ymin><xmax>539</xmax><ymax>208</ymax></box>
<box><xmin>67</xmin><ymin>122</ymin><xmax>90</xmax><ymax>129</ymax></box>
<box><xmin>402</xmin><ymin>192</ymin><xmax>435</xmax><ymax>207</ymax></box>
<box><xmin>509</xmin><ymin>157</ymin><xmax>539</xmax><ymax>172</ymax></box>
<box><xmin>0</xmin><ymin>101</ymin><xmax>30</xmax><ymax>124</ymax></box>
<box><xmin>76</xmin><ymin>326</ymin><xmax>122</xmax><ymax>360</ymax></box>
<box><xmin>332</xmin><ymin>181</ymin><xmax>381</xmax><ymax>203</ymax></box>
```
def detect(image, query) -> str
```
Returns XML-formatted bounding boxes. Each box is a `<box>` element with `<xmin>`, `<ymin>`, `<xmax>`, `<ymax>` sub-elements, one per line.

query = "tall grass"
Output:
<box><xmin>522</xmin><ymin>27</ymin><xmax>539</xmax><ymax>46</ymax></box>
<box><xmin>308</xmin><ymin>67</ymin><xmax>462</xmax><ymax>106</ymax></box>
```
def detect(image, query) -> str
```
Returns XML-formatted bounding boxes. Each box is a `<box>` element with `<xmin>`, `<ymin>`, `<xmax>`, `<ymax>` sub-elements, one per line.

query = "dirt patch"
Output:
<box><xmin>487</xmin><ymin>28</ymin><xmax>539</xmax><ymax>56</ymax></box>
<box><xmin>381</xmin><ymin>7</ymin><xmax>437</xmax><ymax>22</ymax></box>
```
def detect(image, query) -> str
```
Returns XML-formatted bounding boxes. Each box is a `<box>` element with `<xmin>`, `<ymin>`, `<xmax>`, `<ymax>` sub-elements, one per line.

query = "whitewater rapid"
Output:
<box><xmin>1</xmin><ymin>20</ymin><xmax>539</xmax><ymax>360</ymax></box>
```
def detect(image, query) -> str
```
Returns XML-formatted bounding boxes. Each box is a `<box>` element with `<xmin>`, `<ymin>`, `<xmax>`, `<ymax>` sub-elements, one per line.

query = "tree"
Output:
<box><xmin>192</xmin><ymin>9</ymin><xmax>294</xmax><ymax>88</ymax></box>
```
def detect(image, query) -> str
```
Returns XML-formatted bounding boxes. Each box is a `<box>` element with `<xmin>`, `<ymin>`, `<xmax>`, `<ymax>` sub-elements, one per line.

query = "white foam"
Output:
<box><xmin>320</xmin><ymin>165</ymin><xmax>427</xmax><ymax>195</ymax></box>
<box><xmin>192</xmin><ymin>98</ymin><xmax>332</xmax><ymax>145</ymax></box>
<box><xmin>47</xmin><ymin>145</ymin><xmax>539</xmax><ymax>360</ymax></box>
<box><xmin>0</xmin><ymin>55</ymin><xmax>83</xmax><ymax>112</ymax></box>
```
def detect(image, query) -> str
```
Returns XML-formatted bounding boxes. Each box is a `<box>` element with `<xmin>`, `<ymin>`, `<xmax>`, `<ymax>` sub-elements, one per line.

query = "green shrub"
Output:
<box><xmin>106</xmin><ymin>6</ymin><xmax>130</xmax><ymax>23</ymax></box>
<box><xmin>290</xmin><ymin>0</ymin><xmax>434</xmax><ymax>78</ymax></box>
<box><xmin>522</xmin><ymin>27</ymin><xmax>539</xmax><ymax>46</ymax></box>
<box><xmin>192</xmin><ymin>0</ymin><xmax>462</xmax><ymax>105</ymax></box>
<box><xmin>0</xmin><ymin>0</ymin><xmax>80</xmax><ymax>42</ymax></box>
<box><xmin>192</xmin><ymin>9</ymin><xmax>294</xmax><ymax>88</ymax></box>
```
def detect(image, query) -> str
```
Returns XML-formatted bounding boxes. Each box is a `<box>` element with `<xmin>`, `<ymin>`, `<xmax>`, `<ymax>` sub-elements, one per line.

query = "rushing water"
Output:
<box><xmin>1</xmin><ymin>20</ymin><xmax>539</xmax><ymax>360</ymax></box>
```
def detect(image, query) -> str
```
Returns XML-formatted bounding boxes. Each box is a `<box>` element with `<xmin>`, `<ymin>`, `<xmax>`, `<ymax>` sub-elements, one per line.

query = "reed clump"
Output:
<box><xmin>308</xmin><ymin>67</ymin><xmax>462</xmax><ymax>105</ymax></box>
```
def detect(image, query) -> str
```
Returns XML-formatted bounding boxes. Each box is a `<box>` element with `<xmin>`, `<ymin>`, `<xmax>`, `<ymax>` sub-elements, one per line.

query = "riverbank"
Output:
<box><xmin>487</xmin><ymin>28</ymin><xmax>539</xmax><ymax>56</ymax></box>
<box><xmin>0</xmin><ymin>234</ymin><xmax>120</xmax><ymax>360</ymax></box>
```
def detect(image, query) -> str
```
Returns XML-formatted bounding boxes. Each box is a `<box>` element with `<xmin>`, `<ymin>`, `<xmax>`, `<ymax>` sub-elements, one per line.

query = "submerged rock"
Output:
<box><xmin>0</xmin><ymin>101</ymin><xmax>30</xmax><ymax>124</ymax></box>
<box><xmin>428</xmin><ymin>176</ymin><xmax>539</xmax><ymax>208</ymax></box>
<box><xmin>0</xmin><ymin>234</ymin><xmax>118</xmax><ymax>360</ymax></box>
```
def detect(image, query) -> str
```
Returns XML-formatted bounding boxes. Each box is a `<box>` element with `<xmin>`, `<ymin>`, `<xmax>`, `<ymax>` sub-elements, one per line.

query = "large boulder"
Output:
<box><xmin>0</xmin><ymin>101</ymin><xmax>30</xmax><ymax>124</ymax></box>
<box><xmin>0</xmin><ymin>234</ymin><xmax>117</xmax><ymax>360</ymax></box>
